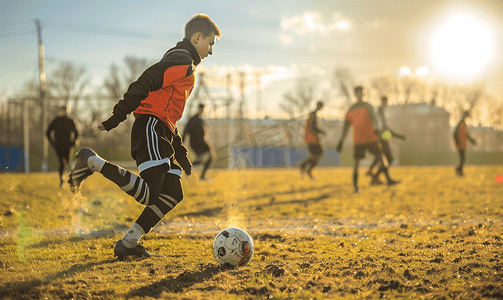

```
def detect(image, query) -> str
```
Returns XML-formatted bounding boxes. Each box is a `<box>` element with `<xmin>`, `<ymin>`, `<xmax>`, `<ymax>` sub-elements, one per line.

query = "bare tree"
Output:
<box><xmin>47</xmin><ymin>61</ymin><xmax>89</xmax><ymax>113</ymax></box>
<box><xmin>399</xmin><ymin>77</ymin><xmax>421</xmax><ymax>104</ymax></box>
<box><xmin>371</xmin><ymin>75</ymin><xmax>393</xmax><ymax>98</ymax></box>
<box><xmin>488</xmin><ymin>102</ymin><xmax>503</xmax><ymax>130</ymax></box>
<box><xmin>123</xmin><ymin>56</ymin><xmax>150</xmax><ymax>84</ymax></box>
<box><xmin>11</xmin><ymin>79</ymin><xmax>41</xmax><ymax>103</ymax></box>
<box><xmin>103</xmin><ymin>63</ymin><xmax>123</xmax><ymax>102</ymax></box>
<box><xmin>103</xmin><ymin>56</ymin><xmax>152</xmax><ymax>103</ymax></box>
<box><xmin>100</xmin><ymin>56</ymin><xmax>152</xmax><ymax>137</ymax></box>
<box><xmin>333</xmin><ymin>68</ymin><xmax>354</xmax><ymax>106</ymax></box>
<box><xmin>280</xmin><ymin>77</ymin><xmax>316</xmax><ymax>118</ymax></box>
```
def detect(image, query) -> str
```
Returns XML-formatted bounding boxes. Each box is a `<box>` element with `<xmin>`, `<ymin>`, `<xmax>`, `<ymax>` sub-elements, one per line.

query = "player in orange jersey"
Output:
<box><xmin>337</xmin><ymin>86</ymin><xmax>399</xmax><ymax>193</ymax></box>
<box><xmin>453</xmin><ymin>111</ymin><xmax>476</xmax><ymax>176</ymax></box>
<box><xmin>300</xmin><ymin>101</ymin><xmax>326</xmax><ymax>179</ymax></box>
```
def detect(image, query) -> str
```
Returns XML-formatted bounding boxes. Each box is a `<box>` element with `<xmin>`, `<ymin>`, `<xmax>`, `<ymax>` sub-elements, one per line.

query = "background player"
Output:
<box><xmin>46</xmin><ymin>105</ymin><xmax>79</xmax><ymax>188</ymax></box>
<box><xmin>68</xmin><ymin>14</ymin><xmax>220</xmax><ymax>260</ymax></box>
<box><xmin>182</xmin><ymin>103</ymin><xmax>215</xmax><ymax>181</ymax></box>
<box><xmin>366</xmin><ymin>96</ymin><xmax>406</xmax><ymax>183</ymax></box>
<box><xmin>453</xmin><ymin>111</ymin><xmax>476</xmax><ymax>176</ymax></box>
<box><xmin>299</xmin><ymin>101</ymin><xmax>326</xmax><ymax>180</ymax></box>
<box><xmin>336</xmin><ymin>86</ymin><xmax>399</xmax><ymax>193</ymax></box>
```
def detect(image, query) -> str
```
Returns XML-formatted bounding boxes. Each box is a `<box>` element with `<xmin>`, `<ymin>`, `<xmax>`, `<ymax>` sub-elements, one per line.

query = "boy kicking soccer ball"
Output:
<box><xmin>68</xmin><ymin>14</ymin><xmax>220</xmax><ymax>260</ymax></box>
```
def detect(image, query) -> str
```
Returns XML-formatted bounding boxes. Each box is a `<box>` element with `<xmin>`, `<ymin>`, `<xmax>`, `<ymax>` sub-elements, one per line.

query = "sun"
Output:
<box><xmin>424</xmin><ymin>7</ymin><xmax>499</xmax><ymax>82</ymax></box>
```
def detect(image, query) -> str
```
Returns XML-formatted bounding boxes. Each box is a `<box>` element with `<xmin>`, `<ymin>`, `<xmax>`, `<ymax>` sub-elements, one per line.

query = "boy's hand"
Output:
<box><xmin>100</xmin><ymin>115</ymin><xmax>122</xmax><ymax>131</ymax></box>
<box><xmin>176</xmin><ymin>155</ymin><xmax>193</xmax><ymax>175</ymax></box>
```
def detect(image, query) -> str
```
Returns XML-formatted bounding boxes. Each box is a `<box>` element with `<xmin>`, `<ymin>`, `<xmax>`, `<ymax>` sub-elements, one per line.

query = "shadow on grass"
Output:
<box><xmin>0</xmin><ymin>258</ymin><xmax>116</xmax><ymax>299</ymax></box>
<box><xmin>128</xmin><ymin>263</ymin><xmax>225</xmax><ymax>298</ymax></box>
<box><xmin>180</xmin><ymin>207</ymin><xmax>224</xmax><ymax>218</ymax></box>
<box><xmin>178</xmin><ymin>186</ymin><xmax>337</xmax><ymax>218</ymax></box>
<box><xmin>265</xmin><ymin>192</ymin><xmax>332</xmax><ymax>206</ymax></box>
<box><xmin>27</xmin><ymin>226</ymin><xmax>126</xmax><ymax>249</ymax></box>
<box><xmin>245</xmin><ymin>184</ymin><xmax>336</xmax><ymax>201</ymax></box>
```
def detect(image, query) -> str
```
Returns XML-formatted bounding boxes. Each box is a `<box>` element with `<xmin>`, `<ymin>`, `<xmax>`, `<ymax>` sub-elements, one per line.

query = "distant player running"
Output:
<box><xmin>67</xmin><ymin>14</ymin><xmax>220</xmax><ymax>260</ymax></box>
<box><xmin>366</xmin><ymin>96</ymin><xmax>405</xmax><ymax>183</ymax></box>
<box><xmin>182</xmin><ymin>103</ymin><xmax>215</xmax><ymax>181</ymax></box>
<box><xmin>453</xmin><ymin>111</ymin><xmax>476</xmax><ymax>176</ymax></box>
<box><xmin>46</xmin><ymin>106</ymin><xmax>79</xmax><ymax>188</ymax></box>
<box><xmin>337</xmin><ymin>86</ymin><xmax>399</xmax><ymax>193</ymax></box>
<box><xmin>299</xmin><ymin>101</ymin><xmax>326</xmax><ymax>179</ymax></box>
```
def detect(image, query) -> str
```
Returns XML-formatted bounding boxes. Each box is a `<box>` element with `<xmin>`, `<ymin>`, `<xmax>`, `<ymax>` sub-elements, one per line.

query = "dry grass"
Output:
<box><xmin>0</xmin><ymin>165</ymin><xmax>502</xmax><ymax>299</ymax></box>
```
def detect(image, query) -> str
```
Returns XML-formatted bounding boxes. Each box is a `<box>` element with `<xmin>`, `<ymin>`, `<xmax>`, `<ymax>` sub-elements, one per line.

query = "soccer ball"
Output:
<box><xmin>213</xmin><ymin>227</ymin><xmax>254</xmax><ymax>267</ymax></box>
<box><xmin>382</xmin><ymin>130</ymin><xmax>392</xmax><ymax>141</ymax></box>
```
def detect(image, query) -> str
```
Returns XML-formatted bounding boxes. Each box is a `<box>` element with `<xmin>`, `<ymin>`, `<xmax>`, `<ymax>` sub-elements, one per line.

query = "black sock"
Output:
<box><xmin>379</xmin><ymin>166</ymin><xmax>391</xmax><ymax>182</ymax></box>
<box><xmin>353</xmin><ymin>171</ymin><xmax>358</xmax><ymax>190</ymax></box>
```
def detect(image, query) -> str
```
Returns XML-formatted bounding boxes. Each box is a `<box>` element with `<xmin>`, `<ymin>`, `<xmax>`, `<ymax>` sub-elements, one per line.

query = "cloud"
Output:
<box><xmin>364</xmin><ymin>19</ymin><xmax>388</xmax><ymax>29</ymax></box>
<box><xmin>261</xmin><ymin>65</ymin><xmax>297</xmax><ymax>88</ymax></box>
<box><xmin>281</xmin><ymin>11</ymin><xmax>352</xmax><ymax>36</ymax></box>
<box><xmin>279</xmin><ymin>34</ymin><xmax>293</xmax><ymax>45</ymax></box>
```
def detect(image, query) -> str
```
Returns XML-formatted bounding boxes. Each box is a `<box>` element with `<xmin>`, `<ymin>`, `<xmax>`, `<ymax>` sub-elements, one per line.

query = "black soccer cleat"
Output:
<box><xmin>387</xmin><ymin>179</ymin><xmax>401</xmax><ymax>186</ymax></box>
<box><xmin>68</xmin><ymin>148</ymin><xmax>96</xmax><ymax>193</ymax></box>
<box><xmin>114</xmin><ymin>239</ymin><xmax>163</xmax><ymax>261</ymax></box>
<box><xmin>370</xmin><ymin>177</ymin><xmax>384</xmax><ymax>186</ymax></box>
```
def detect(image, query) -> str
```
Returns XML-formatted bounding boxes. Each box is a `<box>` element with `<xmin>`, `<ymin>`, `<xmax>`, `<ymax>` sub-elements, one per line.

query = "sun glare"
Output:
<box><xmin>425</xmin><ymin>7</ymin><xmax>499</xmax><ymax>82</ymax></box>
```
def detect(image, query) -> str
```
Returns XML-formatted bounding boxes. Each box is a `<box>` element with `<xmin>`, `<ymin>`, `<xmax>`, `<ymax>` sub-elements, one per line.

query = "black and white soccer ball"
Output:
<box><xmin>212</xmin><ymin>227</ymin><xmax>254</xmax><ymax>267</ymax></box>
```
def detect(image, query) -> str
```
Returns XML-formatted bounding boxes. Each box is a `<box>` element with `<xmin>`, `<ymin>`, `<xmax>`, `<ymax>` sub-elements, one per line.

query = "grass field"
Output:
<box><xmin>0</xmin><ymin>165</ymin><xmax>502</xmax><ymax>299</ymax></box>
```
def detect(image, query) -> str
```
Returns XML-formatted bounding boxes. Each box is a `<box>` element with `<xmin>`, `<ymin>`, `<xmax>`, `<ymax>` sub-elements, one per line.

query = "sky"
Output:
<box><xmin>1</xmin><ymin>0</ymin><xmax>503</xmax><ymax>119</ymax></box>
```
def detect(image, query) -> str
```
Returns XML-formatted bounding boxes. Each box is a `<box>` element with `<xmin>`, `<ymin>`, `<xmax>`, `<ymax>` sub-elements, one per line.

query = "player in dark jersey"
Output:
<box><xmin>46</xmin><ymin>106</ymin><xmax>79</xmax><ymax>187</ymax></box>
<box><xmin>67</xmin><ymin>14</ymin><xmax>220</xmax><ymax>260</ymax></box>
<box><xmin>366</xmin><ymin>96</ymin><xmax>405</xmax><ymax>183</ymax></box>
<box><xmin>453</xmin><ymin>111</ymin><xmax>476</xmax><ymax>176</ymax></box>
<box><xmin>336</xmin><ymin>86</ymin><xmax>399</xmax><ymax>193</ymax></box>
<box><xmin>182</xmin><ymin>103</ymin><xmax>215</xmax><ymax>181</ymax></box>
<box><xmin>299</xmin><ymin>101</ymin><xmax>326</xmax><ymax>179</ymax></box>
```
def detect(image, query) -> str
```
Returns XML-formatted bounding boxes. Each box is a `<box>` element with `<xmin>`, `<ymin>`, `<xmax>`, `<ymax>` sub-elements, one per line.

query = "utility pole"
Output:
<box><xmin>225</xmin><ymin>73</ymin><xmax>233</xmax><ymax>119</ymax></box>
<box><xmin>238</xmin><ymin>72</ymin><xmax>246</xmax><ymax>119</ymax></box>
<box><xmin>23</xmin><ymin>99</ymin><xmax>30</xmax><ymax>173</ymax></box>
<box><xmin>238</xmin><ymin>72</ymin><xmax>246</xmax><ymax>140</ymax></box>
<box><xmin>36</xmin><ymin>19</ymin><xmax>48</xmax><ymax>172</ymax></box>
<box><xmin>255</xmin><ymin>73</ymin><xmax>262</xmax><ymax>119</ymax></box>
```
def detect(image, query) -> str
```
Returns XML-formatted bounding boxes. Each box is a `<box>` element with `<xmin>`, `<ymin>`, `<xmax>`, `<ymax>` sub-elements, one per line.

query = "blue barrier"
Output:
<box><xmin>231</xmin><ymin>147</ymin><xmax>339</xmax><ymax>168</ymax></box>
<box><xmin>0</xmin><ymin>146</ymin><xmax>25</xmax><ymax>172</ymax></box>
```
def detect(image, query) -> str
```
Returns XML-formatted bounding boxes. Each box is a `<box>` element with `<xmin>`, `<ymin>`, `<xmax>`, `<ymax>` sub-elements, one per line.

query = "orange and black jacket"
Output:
<box><xmin>102</xmin><ymin>39</ymin><xmax>201</xmax><ymax>133</ymax></box>
<box><xmin>345</xmin><ymin>102</ymin><xmax>379</xmax><ymax>145</ymax></box>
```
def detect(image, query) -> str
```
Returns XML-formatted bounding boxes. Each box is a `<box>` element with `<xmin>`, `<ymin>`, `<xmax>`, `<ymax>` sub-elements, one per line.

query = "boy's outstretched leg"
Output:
<box><xmin>113</xmin><ymin>166</ymin><xmax>183</xmax><ymax>260</ymax></box>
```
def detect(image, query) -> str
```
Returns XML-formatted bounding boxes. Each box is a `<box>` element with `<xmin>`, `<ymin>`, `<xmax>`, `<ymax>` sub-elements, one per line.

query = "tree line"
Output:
<box><xmin>281</xmin><ymin>68</ymin><xmax>503</xmax><ymax>130</ymax></box>
<box><xmin>1</xmin><ymin>57</ymin><xmax>502</xmax><ymax>150</ymax></box>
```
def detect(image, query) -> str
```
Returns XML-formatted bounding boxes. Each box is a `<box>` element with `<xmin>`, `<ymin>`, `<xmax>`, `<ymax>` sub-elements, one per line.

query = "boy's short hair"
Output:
<box><xmin>354</xmin><ymin>86</ymin><xmax>363</xmax><ymax>93</ymax></box>
<box><xmin>185</xmin><ymin>14</ymin><xmax>221</xmax><ymax>39</ymax></box>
